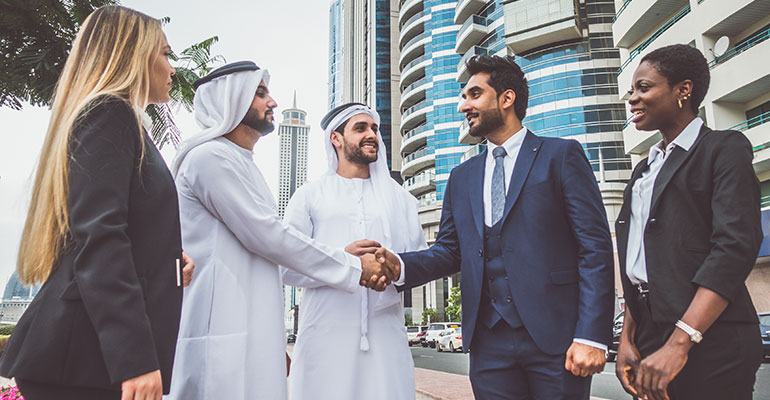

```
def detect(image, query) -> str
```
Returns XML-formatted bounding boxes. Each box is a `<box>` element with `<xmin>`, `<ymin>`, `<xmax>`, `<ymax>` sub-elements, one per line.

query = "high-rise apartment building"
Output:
<box><xmin>611</xmin><ymin>0</ymin><xmax>770</xmax><ymax>311</ymax></box>
<box><xmin>277</xmin><ymin>93</ymin><xmax>310</xmax><ymax>219</ymax></box>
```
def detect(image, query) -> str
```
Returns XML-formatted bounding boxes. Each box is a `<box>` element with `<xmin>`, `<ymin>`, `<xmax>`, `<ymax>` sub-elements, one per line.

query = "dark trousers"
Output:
<box><xmin>469</xmin><ymin>319</ymin><xmax>591</xmax><ymax>400</ymax></box>
<box><xmin>632</xmin><ymin>294</ymin><xmax>762</xmax><ymax>400</ymax></box>
<box><xmin>16</xmin><ymin>379</ymin><xmax>121</xmax><ymax>400</ymax></box>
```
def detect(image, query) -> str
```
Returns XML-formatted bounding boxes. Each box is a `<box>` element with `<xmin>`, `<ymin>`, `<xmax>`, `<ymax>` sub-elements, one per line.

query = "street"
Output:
<box><xmin>410</xmin><ymin>346</ymin><xmax>770</xmax><ymax>399</ymax></box>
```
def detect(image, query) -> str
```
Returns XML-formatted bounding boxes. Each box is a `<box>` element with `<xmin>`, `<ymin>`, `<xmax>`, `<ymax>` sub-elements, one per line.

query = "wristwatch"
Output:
<box><xmin>675</xmin><ymin>320</ymin><xmax>703</xmax><ymax>343</ymax></box>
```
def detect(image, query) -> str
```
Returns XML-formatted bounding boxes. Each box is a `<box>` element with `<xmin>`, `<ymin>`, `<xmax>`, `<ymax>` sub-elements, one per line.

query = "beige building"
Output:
<box><xmin>612</xmin><ymin>0</ymin><xmax>770</xmax><ymax>312</ymax></box>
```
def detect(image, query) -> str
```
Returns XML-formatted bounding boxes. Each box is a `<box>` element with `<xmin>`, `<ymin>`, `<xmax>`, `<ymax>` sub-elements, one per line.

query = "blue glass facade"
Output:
<box><xmin>375</xmin><ymin>0</ymin><xmax>393</xmax><ymax>169</ymax></box>
<box><xmin>400</xmin><ymin>0</ymin><xmax>470</xmax><ymax>202</ymax></box>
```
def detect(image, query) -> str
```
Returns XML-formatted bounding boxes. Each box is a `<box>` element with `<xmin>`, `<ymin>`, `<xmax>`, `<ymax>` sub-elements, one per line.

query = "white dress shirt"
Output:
<box><xmin>625</xmin><ymin>117</ymin><xmax>703</xmax><ymax>284</ymax></box>
<box><xmin>484</xmin><ymin>127</ymin><xmax>527</xmax><ymax>226</ymax></box>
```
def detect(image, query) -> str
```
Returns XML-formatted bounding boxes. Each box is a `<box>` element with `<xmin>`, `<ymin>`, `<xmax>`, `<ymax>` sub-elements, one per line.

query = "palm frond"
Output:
<box><xmin>146</xmin><ymin>103</ymin><xmax>182</xmax><ymax>150</ymax></box>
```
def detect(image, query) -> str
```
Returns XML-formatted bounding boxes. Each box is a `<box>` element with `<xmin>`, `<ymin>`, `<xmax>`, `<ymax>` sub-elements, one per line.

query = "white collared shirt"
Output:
<box><xmin>483</xmin><ymin>127</ymin><xmax>527</xmax><ymax>226</ymax></box>
<box><xmin>626</xmin><ymin>117</ymin><xmax>704</xmax><ymax>284</ymax></box>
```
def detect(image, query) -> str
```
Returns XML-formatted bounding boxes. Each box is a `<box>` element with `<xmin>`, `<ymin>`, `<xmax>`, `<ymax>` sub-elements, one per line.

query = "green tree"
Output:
<box><xmin>445</xmin><ymin>284</ymin><xmax>462</xmax><ymax>322</ymax></box>
<box><xmin>404</xmin><ymin>311</ymin><xmax>413</xmax><ymax>327</ymax></box>
<box><xmin>1</xmin><ymin>1</ymin><xmax>224</xmax><ymax>149</ymax></box>
<box><xmin>421</xmin><ymin>308</ymin><xmax>439</xmax><ymax>325</ymax></box>
<box><xmin>1</xmin><ymin>0</ymin><xmax>117</xmax><ymax>109</ymax></box>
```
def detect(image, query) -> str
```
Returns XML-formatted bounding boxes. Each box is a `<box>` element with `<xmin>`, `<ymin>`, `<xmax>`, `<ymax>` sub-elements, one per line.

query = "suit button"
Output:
<box><xmin>507</xmin><ymin>297</ymin><xmax>512</xmax><ymax>303</ymax></box>
<box><xmin>478</xmin><ymin>249</ymin><xmax>483</xmax><ymax>257</ymax></box>
<box><xmin>497</xmin><ymin>234</ymin><xmax>501</xmax><ymax>239</ymax></box>
<box><xmin>649</xmin><ymin>218</ymin><xmax>657</xmax><ymax>225</ymax></box>
<box><xmin>504</xmin><ymin>275</ymin><xmax>509</xmax><ymax>280</ymax></box>
<box><xmin>491</xmin><ymin>297</ymin><xmax>496</xmax><ymax>303</ymax></box>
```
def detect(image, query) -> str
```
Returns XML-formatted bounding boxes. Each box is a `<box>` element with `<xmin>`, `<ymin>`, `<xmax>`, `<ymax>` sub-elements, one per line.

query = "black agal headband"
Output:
<box><xmin>193</xmin><ymin>61</ymin><xmax>261</xmax><ymax>90</ymax></box>
<box><xmin>320</xmin><ymin>102</ymin><xmax>368</xmax><ymax>130</ymax></box>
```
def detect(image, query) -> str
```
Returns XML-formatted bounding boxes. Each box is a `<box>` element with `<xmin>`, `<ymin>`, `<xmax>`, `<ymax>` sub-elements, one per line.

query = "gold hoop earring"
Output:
<box><xmin>678</xmin><ymin>98</ymin><xmax>683</xmax><ymax>109</ymax></box>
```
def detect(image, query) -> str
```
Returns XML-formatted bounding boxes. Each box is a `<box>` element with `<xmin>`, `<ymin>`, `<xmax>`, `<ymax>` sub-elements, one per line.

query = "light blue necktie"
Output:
<box><xmin>491</xmin><ymin>146</ymin><xmax>507</xmax><ymax>225</ymax></box>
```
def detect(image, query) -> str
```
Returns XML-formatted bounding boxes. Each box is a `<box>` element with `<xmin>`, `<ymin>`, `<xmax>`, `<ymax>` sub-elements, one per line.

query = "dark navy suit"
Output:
<box><xmin>400</xmin><ymin>130</ymin><xmax>614</xmax><ymax>398</ymax></box>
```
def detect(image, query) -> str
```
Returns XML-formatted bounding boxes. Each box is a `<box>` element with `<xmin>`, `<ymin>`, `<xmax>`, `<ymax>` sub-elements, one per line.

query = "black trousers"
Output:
<box><xmin>632</xmin><ymin>294</ymin><xmax>762</xmax><ymax>400</ymax></box>
<box><xmin>16</xmin><ymin>379</ymin><xmax>121</xmax><ymax>400</ymax></box>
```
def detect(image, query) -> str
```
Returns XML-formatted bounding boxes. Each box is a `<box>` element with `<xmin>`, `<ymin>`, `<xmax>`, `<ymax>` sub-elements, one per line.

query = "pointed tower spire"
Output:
<box><xmin>293</xmin><ymin>90</ymin><xmax>297</xmax><ymax>109</ymax></box>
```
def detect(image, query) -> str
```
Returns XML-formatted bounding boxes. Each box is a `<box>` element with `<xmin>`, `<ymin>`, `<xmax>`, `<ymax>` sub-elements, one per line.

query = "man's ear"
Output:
<box><xmin>499</xmin><ymin>89</ymin><xmax>516</xmax><ymax>111</ymax></box>
<box><xmin>330</xmin><ymin>131</ymin><xmax>343</xmax><ymax>149</ymax></box>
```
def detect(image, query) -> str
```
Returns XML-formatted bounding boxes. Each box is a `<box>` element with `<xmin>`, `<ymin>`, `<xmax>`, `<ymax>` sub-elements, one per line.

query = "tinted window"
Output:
<box><xmin>407</xmin><ymin>327</ymin><xmax>419</xmax><ymax>333</ymax></box>
<box><xmin>759</xmin><ymin>314</ymin><xmax>770</xmax><ymax>326</ymax></box>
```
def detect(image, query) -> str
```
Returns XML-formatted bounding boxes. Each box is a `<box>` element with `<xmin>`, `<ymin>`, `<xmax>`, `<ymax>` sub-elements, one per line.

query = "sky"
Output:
<box><xmin>0</xmin><ymin>0</ymin><xmax>335</xmax><ymax>287</ymax></box>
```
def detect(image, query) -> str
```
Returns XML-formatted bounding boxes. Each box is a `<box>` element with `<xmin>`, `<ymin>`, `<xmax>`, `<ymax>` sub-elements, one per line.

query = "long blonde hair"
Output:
<box><xmin>17</xmin><ymin>5</ymin><xmax>163</xmax><ymax>284</ymax></box>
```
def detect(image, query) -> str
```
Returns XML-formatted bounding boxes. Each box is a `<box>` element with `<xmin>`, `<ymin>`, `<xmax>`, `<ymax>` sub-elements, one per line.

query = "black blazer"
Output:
<box><xmin>615</xmin><ymin>125</ymin><xmax>761</xmax><ymax>326</ymax></box>
<box><xmin>0</xmin><ymin>98</ymin><xmax>184</xmax><ymax>393</ymax></box>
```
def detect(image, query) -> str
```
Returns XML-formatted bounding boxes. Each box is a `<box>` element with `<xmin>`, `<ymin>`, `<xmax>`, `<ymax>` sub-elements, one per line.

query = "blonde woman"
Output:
<box><xmin>0</xmin><ymin>5</ymin><xmax>192</xmax><ymax>400</ymax></box>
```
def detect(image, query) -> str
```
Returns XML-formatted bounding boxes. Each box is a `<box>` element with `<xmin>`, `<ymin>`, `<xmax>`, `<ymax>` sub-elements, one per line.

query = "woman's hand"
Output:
<box><xmin>182</xmin><ymin>252</ymin><xmax>195</xmax><ymax>287</ymax></box>
<box><xmin>121</xmin><ymin>369</ymin><xmax>162</xmax><ymax>400</ymax></box>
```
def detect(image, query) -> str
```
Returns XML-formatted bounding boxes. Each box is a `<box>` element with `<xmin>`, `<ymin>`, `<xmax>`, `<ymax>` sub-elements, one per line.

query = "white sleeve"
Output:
<box><xmin>280</xmin><ymin>187</ymin><xmax>327</xmax><ymax>288</ymax></box>
<box><xmin>183</xmin><ymin>147</ymin><xmax>361</xmax><ymax>293</ymax></box>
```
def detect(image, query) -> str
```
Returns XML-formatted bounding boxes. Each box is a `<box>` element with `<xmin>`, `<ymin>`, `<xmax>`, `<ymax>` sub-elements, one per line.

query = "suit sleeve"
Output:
<box><xmin>560</xmin><ymin>140</ymin><xmax>615</xmax><ymax>346</ymax></box>
<box><xmin>399</xmin><ymin>171</ymin><xmax>462</xmax><ymax>290</ymax></box>
<box><xmin>692</xmin><ymin>132</ymin><xmax>762</xmax><ymax>302</ymax></box>
<box><xmin>67</xmin><ymin>100</ymin><xmax>159</xmax><ymax>384</ymax></box>
<box><xmin>182</xmin><ymin>147</ymin><xmax>362</xmax><ymax>293</ymax></box>
<box><xmin>279</xmin><ymin>186</ymin><xmax>327</xmax><ymax>288</ymax></box>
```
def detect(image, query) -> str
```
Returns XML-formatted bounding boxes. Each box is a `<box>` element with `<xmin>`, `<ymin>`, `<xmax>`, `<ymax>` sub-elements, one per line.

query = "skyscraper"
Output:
<box><xmin>277</xmin><ymin>92</ymin><xmax>309</xmax><ymax>219</ymax></box>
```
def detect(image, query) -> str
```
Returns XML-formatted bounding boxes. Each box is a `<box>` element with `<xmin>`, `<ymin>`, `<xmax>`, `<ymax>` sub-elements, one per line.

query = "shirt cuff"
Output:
<box><xmin>394</xmin><ymin>253</ymin><xmax>406</xmax><ymax>286</ymax></box>
<box><xmin>573</xmin><ymin>338</ymin><xmax>607</xmax><ymax>352</ymax></box>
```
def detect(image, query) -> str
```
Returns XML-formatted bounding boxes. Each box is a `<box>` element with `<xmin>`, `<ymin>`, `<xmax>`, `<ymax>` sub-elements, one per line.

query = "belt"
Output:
<box><xmin>634</xmin><ymin>282</ymin><xmax>649</xmax><ymax>294</ymax></box>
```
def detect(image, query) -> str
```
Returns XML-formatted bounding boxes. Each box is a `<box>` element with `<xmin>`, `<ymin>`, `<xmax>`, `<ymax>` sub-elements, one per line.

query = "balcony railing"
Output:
<box><xmin>417</xmin><ymin>192</ymin><xmax>439</xmax><ymax>207</ymax></box>
<box><xmin>403</xmin><ymin>54</ymin><xmax>430</xmax><ymax>72</ymax></box>
<box><xmin>729</xmin><ymin>110</ymin><xmax>770</xmax><ymax>134</ymax></box>
<box><xmin>403</xmin><ymin>76</ymin><xmax>430</xmax><ymax>93</ymax></box>
<box><xmin>404</xmin><ymin>147</ymin><xmax>433</xmax><ymax>164</ymax></box>
<box><xmin>401</xmin><ymin>9</ymin><xmax>427</xmax><ymax>29</ymax></box>
<box><xmin>612</xmin><ymin>0</ymin><xmax>632</xmax><ymax>22</ymax></box>
<box><xmin>460</xmin><ymin>45</ymin><xmax>488</xmax><ymax>68</ymax></box>
<box><xmin>458</xmin><ymin>14</ymin><xmax>488</xmax><ymax>38</ymax></box>
<box><xmin>403</xmin><ymin>124</ymin><xmax>432</xmax><ymax>141</ymax></box>
<box><xmin>617</xmin><ymin>5</ymin><xmax>691</xmax><ymax>75</ymax></box>
<box><xmin>403</xmin><ymin>100</ymin><xmax>430</xmax><ymax>118</ymax></box>
<box><xmin>709</xmin><ymin>27</ymin><xmax>770</xmax><ymax>69</ymax></box>
<box><xmin>762</xmin><ymin>195</ymin><xmax>770</xmax><ymax>208</ymax></box>
<box><xmin>402</xmin><ymin>32</ymin><xmax>429</xmax><ymax>52</ymax></box>
<box><xmin>404</xmin><ymin>170</ymin><xmax>436</xmax><ymax>188</ymax></box>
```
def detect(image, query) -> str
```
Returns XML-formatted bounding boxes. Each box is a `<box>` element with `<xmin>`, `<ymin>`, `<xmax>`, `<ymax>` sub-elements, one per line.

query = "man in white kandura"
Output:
<box><xmin>166</xmin><ymin>63</ymin><xmax>396</xmax><ymax>400</ymax></box>
<box><xmin>281</xmin><ymin>102</ymin><xmax>427</xmax><ymax>400</ymax></box>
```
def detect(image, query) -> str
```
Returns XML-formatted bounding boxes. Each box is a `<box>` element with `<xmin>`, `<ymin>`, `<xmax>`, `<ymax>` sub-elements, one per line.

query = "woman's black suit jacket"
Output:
<box><xmin>615</xmin><ymin>125</ymin><xmax>762</xmax><ymax>332</ymax></box>
<box><xmin>0</xmin><ymin>98</ymin><xmax>184</xmax><ymax>394</ymax></box>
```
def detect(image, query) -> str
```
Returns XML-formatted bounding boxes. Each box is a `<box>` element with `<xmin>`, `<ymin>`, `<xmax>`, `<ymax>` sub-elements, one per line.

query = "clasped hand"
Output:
<box><xmin>345</xmin><ymin>239</ymin><xmax>400</xmax><ymax>292</ymax></box>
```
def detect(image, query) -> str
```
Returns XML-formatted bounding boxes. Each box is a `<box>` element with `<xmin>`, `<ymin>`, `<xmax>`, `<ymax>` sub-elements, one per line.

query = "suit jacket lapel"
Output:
<box><xmin>468</xmin><ymin>150</ymin><xmax>486</xmax><ymax>240</ymax></box>
<box><xmin>649</xmin><ymin>125</ymin><xmax>710</xmax><ymax>215</ymax></box>
<box><xmin>500</xmin><ymin>130</ymin><xmax>542</xmax><ymax>224</ymax></box>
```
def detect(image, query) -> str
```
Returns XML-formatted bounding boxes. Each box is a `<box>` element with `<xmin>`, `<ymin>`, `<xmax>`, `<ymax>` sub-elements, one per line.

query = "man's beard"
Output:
<box><xmin>342</xmin><ymin>137</ymin><xmax>378</xmax><ymax>165</ymax></box>
<box><xmin>468</xmin><ymin>106</ymin><xmax>504</xmax><ymax>138</ymax></box>
<box><xmin>241</xmin><ymin>107</ymin><xmax>274</xmax><ymax>134</ymax></box>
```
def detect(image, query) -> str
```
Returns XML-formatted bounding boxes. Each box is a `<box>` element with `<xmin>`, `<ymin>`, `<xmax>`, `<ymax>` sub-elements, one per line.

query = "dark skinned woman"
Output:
<box><xmin>614</xmin><ymin>44</ymin><xmax>763</xmax><ymax>400</ymax></box>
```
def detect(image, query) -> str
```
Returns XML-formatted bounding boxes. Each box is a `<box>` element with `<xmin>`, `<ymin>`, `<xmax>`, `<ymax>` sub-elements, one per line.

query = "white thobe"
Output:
<box><xmin>167</xmin><ymin>137</ymin><xmax>363</xmax><ymax>400</ymax></box>
<box><xmin>281</xmin><ymin>174</ymin><xmax>426</xmax><ymax>400</ymax></box>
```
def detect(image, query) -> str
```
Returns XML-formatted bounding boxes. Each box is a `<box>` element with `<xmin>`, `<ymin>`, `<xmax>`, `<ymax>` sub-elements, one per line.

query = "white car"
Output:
<box><xmin>437</xmin><ymin>327</ymin><xmax>462</xmax><ymax>352</ymax></box>
<box><xmin>425</xmin><ymin>322</ymin><xmax>461</xmax><ymax>348</ymax></box>
<box><xmin>406</xmin><ymin>326</ymin><xmax>423</xmax><ymax>346</ymax></box>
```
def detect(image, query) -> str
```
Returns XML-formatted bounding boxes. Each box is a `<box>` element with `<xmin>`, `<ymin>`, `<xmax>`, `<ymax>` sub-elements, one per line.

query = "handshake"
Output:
<box><xmin>345</xmin><ymin>239</ymin><xmax>400</xmax><ymax>292</ymax></box>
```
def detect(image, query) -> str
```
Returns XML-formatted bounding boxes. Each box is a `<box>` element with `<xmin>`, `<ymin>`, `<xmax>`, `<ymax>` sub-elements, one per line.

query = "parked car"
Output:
<box><xmin>407</xmin><ymin>326</ymin><xmax>424</xmax><ymax>346</ymax></box>
<box><xmin>759</xmin><ymin>312</ymin><xmax>770</xmax><ymax>362</ymax></box>
<box><xmin>425</xmin><ymin>322</ymin><xmax>461</xmax><ymax>348</ymax></box>
<box><xmin>287</xmin><ymin>333</ymin><xmax>297</xmax><ymax>344</ymax></box>
<box><xmin>437</xmin><ymin>327</ymin><xmax>462</xmax><ymax>353</ymax></box>
<box><xmin>606</xmin><ymin>311</ymin><xmax>624</xmax><ymax>362</ymax></box>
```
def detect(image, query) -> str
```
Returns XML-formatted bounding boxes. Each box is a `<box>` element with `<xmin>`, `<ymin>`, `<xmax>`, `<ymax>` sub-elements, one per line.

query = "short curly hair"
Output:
<box><xmin>466</xmin><ymin>55</ymin><xmax>529</xmax><ymax>120</ymax></box>
<box><xmin>640</xmin><ymin>44</ymin><xmax>710</xmax><ymax>114</ymax></box>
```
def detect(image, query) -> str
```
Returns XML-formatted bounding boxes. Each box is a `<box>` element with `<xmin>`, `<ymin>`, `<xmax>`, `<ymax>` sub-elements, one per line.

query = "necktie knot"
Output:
<box><xmin>493</xmin><ymin>146</ymin><xmax>507</xmax><ymax>160</ymax></box>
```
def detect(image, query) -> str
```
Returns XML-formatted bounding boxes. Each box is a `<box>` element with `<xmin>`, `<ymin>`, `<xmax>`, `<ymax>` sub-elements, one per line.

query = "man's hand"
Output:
<box><xmin>374</xmin><ymin>247</ymin><xmax>400</xmax><ymax>283</ymax></box>
<box><xmin>359</xmin><ymin>253</ymin><xmax>390</xmax><ymax>292</ymax></box>
<box><xmin>634</xmin><ymin>339</ymin><xmax>689</xmax><ymax>400</ymax></box>
<box><xmin>565</xmin><ymin>342</ymin><xmax>606</xmax><ymax>377</ymax></box>
<box><xmin>121</xmin><ymin>369</ymin><xmax>162</xmax><ymax>400</ymax></box>
<box><xmin>615</xmin><ymin>337</ymin><xmax>642</xmax><ymax>397</ymax></box>
<box><xmin>345</xmin><ymin>239</ymin><xmax>381</xmax><ymax>256</ymax></box>
<box><xmin>182</xmin><ymin>252</ymin><xmax>195</xmax><ymax>287</ymax></box>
